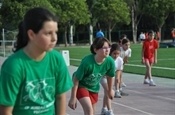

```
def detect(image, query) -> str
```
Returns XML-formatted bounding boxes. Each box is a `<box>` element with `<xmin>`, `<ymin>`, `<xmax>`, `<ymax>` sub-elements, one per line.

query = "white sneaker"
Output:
<box><xmin>149</xmin><ymin>80</ymin><xmax>156</xmax><ymax>86</ymax></box>
<box><xmin>121</xmin><ymin>82</ymin><xmax>127</xmax><ymax>87</ymax></box>
<box><xmin>101</xmin><ymin>108</ymin><xmax>108</xmax><ymax>115</ymax></box>
<box><xmin>143</xmin><ymin>79</ymin><xmax>150</xmax><ymax>84</ymax></box>
<box><xmin>114</xmin><ymin>91</ymin><xmax>121</xmax><ymax>98</ymax></box>
<box><xmin>105</xmin><ymin>110</ymin><xmax>114</xmax><ymax>115</ymax></box>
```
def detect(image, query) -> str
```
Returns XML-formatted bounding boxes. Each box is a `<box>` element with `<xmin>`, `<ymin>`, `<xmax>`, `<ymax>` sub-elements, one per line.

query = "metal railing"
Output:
<box><xmin>0</xmin><ymin>40</ymin><xmax>15</xmax><ymax>57</ymax></box>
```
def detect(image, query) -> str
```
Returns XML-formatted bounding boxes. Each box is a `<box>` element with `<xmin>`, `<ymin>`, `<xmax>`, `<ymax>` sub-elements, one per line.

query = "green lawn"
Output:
<box><xmin>57</xmin><ymin>44</ymin><xmax>175</xmax><ymax>79</ymax></box>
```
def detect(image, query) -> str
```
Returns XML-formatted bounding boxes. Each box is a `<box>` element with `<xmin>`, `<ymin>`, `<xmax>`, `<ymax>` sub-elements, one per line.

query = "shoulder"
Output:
<box><xmin>117</xmin><ymin>56</ymin><xmax>123</xmax><ymax>62</ymax></box>
<box><xmin>48</xmin><ymin>49</ymin><xmax>62</xmax><ymax>57</ymax></box>
<box><xmin>1</xmin><ymin>50</ymin><xmax>24</xmax><ymax>75</ymax></box>
<box><xmin>106</xmin><ymin>56</ymin><xmax>115</xmax><ymax>64</ymax></box>
<box><xmin>127</xmin><ymin>48</ymin><xmax>132</xmax><ymax>52</ymax></box>
<box><xmin>47</xmin><ymin>49</ymin><xmax>65</xmax><ymax>62</ymax></box>
<box><xmin>45</xmin><ymin>50</ymin><xmax>67</xmax><ymax>68</ymax></box>
<box><xmin>79</xmin><ymin>54</ymin><xmax>94</xmax><ymax>65</ymax></box>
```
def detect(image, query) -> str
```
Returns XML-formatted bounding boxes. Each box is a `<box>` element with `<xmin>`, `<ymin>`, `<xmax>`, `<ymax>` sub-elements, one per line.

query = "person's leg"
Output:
<box><xmin>145</xmin><ymin>59</ymin><xmax>156</xmax><ymax>86</ymax></box>
<box><xmin>79</xmin><ymin>97</ymin><xmax>94</xmax><ymax>115</ymax></box>
<box><xmin>77</xmin><ymin>88</ymin><xmax>94</xmax><ymax>115</ymax></box>
<box><xmin>143</xmin><ymin>58</ymin><xmax>150</xmax><ymax>84</ymax></box>
<box><xmin>100</xmin><ymin>77</ymin><xmax>112</xmax><ymax>111</ymax></box>
<box><xmin>145</xmin><ymin>60</ymin><xmax>151</xmax><ymax>79</ymax></box>
<box><xmin>119</xmin><ymin>71</ymin><xmax>129</xmax><ymax>96</ymax></box>
<box><xmin>114</xmin><ymin>71</ymin><xmax>121</xmax><ymax>98</ymax></box>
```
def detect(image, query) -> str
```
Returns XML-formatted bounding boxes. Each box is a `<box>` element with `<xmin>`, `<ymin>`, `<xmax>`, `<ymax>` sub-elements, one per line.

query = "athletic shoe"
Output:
<box><xmin>143</xmin><ymin>79</ymin><xmax>150</xmax><ymax>84</ymax></box>
<box><xmin>114</xmin><ymin>91</ymin><xmax>121</xmax><ymax>98</ymax></box>
<box><xmin>105</xmin><ymin>110</ymin><xmax>114</xmax><ymax>115</ymax></box>
<box><xmin>149</xmin><ymin>80</ymin><xmax>156</xmax><ymax>86</ymax></box>
<box><xmin>120</xmin><ymin>91</ymin><xmax>129</xmax><ymax>96</ymax></box>
<box><xmin>101</xmin><ymin>107</ymin><xmax>108</xmax><ymax>115</ymax></box>
<box><xmin>121</xmin><ymin>82</ymin><xmax>127</xmax><ymax>87</ymax></box>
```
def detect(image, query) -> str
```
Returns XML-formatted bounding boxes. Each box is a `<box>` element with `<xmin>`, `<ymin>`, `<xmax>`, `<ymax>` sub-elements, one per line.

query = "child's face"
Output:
<box><xmin>148</xmin><ymin>33</ymin><xmax>154</xmax><ymax>40</ymax></box>
<box><xmin>122</xmin><ymin>42</ymin><xmax>130</xmax><ymax>51</ymax></box>
<box><xmin>29</xmin><ymin>21</ymin><xmax>58</xmax><ymax>51</ymax></box>
<box><xmin>95</xmin><ymin>42</ymin><xmax>111</xmax><ymax>58</ymax></box>
<box><xmin>111</xmin><ymin>50</ymin><xmax>120</xmax><ymax>60</ymax></box>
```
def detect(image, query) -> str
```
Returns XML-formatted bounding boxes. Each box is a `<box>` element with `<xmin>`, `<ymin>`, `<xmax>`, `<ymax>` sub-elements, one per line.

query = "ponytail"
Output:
<box><xmin>13</xmin><ymin>21</ymin><xmax>28</xmax><ymax>52</ymax></box>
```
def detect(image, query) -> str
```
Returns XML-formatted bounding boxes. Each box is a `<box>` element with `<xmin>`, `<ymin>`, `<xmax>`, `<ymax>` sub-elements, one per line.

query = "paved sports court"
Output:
<box><xmin>67</xmin><ymin>66</ymin><xmax>175</xmax><ymax>115</ymax></box>
<box><xmin>0</xmin><ymin>57</ymin><xmax>175</xmax><ymax>115</ymax></box>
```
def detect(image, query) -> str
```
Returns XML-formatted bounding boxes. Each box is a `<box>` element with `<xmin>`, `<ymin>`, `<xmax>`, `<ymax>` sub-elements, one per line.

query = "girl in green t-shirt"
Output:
<box><xmin>68</xmin><ymin>38</ymin><xmax>115</xmax><ymax>115</ymax></box>
<box><xmin>0</xmin><ymin>7</ymin><xmax>73</xmax><ymax>115</ymax></box>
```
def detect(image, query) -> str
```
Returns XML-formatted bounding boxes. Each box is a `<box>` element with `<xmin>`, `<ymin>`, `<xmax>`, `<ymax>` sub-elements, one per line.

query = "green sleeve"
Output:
<box><xmin>55</xmin><ymin>53</ymin><xmax>73</xmax><ymax>95</ymax></box>
<box><xmin>0</xmin><ymin>59</ymin><xmax>23</xmax><ymax>106</ymax></box>
<box><xmin>74</xmin><ymin>58</ymin><xmax>88</xmax><ymax>81</ymax></box>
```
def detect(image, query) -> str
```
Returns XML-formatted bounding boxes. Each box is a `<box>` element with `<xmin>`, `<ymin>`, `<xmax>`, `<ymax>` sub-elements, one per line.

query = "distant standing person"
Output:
<box><xmin>171</xmin><ymin>28</ymin><xmax>175</xmax><ymax>43</ymax></box>
<box><xmin>139</xmin><ymin>32</ymin><xmax>146</xmax><ymax>43</ymax></box>
<box><xmin>96</xmin><ymin>28</ymin><xmax>105</xmax><ymax>38</ymax></box>
<box><xmin>68</xmin><ymin>38</ymin><xmax>115</xmax><ymax>115</ymax></box>
<box><xmin>0</xmin><ymin>7</ymin><xmax>73</xmax><ymax>115</ymax></box>
<box><xmin>142</xmin><ymin>30</ymin><xmax>159</xmax><ymax>86</ymax></box>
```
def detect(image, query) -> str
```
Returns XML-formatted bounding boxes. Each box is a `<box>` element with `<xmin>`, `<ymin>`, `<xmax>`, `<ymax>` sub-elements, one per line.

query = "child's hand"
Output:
<box><xmin>141</xmin><ymin>58</ymin><xmax>145</xmax><ymax>64</ymax></box>
<box><xmin>108</xmin><ymin>89</ymin><xmax>114</xmax><ymax>100</ymax></box>
<box><xmin>68</xmin><ymin>97</ymin><xmax>77</xmax><ymax>110</ymax></box>
<box><xmin>123</xmin><ymin>56</ymin><xmax>128</xmax><ymax>64</ymax></box>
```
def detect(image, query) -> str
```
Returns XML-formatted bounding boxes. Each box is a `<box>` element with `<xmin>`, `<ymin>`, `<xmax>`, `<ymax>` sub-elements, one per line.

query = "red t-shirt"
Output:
<box><xmin>143</xmin><ymin>39</ymin><xmax>158</xmax><ymax>59</ymax></box>
<box><xmin>171</xmin><ymin>30</ymin><xmax>175</xmax><ymax>38</ymax></box>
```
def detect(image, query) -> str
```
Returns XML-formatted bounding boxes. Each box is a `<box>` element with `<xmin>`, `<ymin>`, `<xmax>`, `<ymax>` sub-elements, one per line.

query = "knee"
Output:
<box><xmin>84</xmin><ymin>107</ymin><xmax>93</xmax><ymax>115</ymax></box>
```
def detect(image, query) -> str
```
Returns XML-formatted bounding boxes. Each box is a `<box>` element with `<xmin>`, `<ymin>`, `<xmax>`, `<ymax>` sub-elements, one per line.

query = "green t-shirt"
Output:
<box><xmin>75</xmin><ymin>54</ymin><xmax>115</xmax><ymax>93</ymax></box>
<box><xmin>0</xmin><ymin>49</ymin><xmax>73</xmax><ymax>115</ymax></box>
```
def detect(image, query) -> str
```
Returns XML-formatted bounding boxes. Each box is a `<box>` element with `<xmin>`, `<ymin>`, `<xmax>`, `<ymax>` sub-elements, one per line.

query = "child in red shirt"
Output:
<box><xmin>141</xmin><ymin>30</ymin><xmax>158</xmax><ymax>86</ymax></box>
<box><xmin>171</xmin><ymin>28</ymin><xmax>175</xmax><ymax>43</ymax></box>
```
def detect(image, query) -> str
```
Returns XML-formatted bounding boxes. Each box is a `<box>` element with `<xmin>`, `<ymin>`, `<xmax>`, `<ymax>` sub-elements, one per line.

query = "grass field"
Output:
<box><xmin>56</xmin><ymin>44</ymin><xmax>175</xmax><ymax>79</ymax></box>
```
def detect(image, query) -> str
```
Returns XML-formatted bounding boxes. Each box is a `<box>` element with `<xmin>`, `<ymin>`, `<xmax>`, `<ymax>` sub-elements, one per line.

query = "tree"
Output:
<box><xmin>92</xmin><ymin>0</ymin><xmax>130</xmax><ymax>42</ymax></box>
<box><xmin>124</xmin><ymin>0</ymin><xmax>144</xmax><ymax>43</ymax></box>
<box><xmin>49</xmin><ymin>0</ymin><xmax>90</xmax><ymax>46</ymax></box>
<box><xmin>142</xmin><ymin>0</ymin><xmax>175</xmax><ymax>41</ymax></box>
<box><xmin>0</xmin><ymin>0</ymin><xmax>55</xmax><ymax>30</ymax></box>
<box><xmin>86</xmin><ymin>0</ymin><xmax>98</xmax><ymax>44</ymax></box>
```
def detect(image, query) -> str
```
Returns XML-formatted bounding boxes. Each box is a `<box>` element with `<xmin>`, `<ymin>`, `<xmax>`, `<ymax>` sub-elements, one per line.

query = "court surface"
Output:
<box><xmin>0</xmin><ymin>57</ymin><xmax>175</xmax><ymax>115</ymax></box>
<box><xmin>66</xmin><ymin>66</ymin><xmax>175</xmax><ymax>115</ymax></box>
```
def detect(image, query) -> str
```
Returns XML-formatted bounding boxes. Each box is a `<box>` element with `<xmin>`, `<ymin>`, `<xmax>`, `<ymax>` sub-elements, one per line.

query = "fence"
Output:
<box><xmin>0</xmin><ymin>40</ymin><xmax>15</xmax><ymax>57</ymax></box>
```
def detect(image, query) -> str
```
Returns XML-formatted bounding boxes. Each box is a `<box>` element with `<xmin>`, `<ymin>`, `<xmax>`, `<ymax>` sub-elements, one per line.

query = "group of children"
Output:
<box><xmin>0</xmin><ymin>7</ymin><xmax>159</xmax><ymax>115</ymax></box>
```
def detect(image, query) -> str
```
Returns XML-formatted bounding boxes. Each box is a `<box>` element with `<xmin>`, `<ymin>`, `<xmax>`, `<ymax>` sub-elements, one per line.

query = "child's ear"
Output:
<box><xmin>27</xmin><ymin>29</ymin><xmax>35</xmax><ymax>41</ymax></box>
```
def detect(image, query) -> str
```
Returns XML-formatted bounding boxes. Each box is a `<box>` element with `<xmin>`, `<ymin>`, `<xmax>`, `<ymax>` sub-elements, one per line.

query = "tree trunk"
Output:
<box><xmin>64</xmin><ymin>30</ymin><xmax>68</xmax><ymax>47</ymax></box>
<box><xmin>108</xmin><ymin>22</ymin><xmax>112</xmax><ymax>42</ymax></box>
<box><xmin>69</xmin><ymin>25</ymin><xmax>73</xmax><ymax>45</ymax></box>
<box><xmin>89</xmin><ymin>24</ymin><xmax>93</xmax><ymax>45</ymax></box>
<box><xmin>131</xmin><ymin>6</ymin><xmax>137</xmax><ymax>43</ymax></box>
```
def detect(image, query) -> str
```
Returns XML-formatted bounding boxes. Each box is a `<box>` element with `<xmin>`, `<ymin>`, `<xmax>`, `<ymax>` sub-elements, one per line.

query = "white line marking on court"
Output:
<box><xmin>125</xmin><ymin>64</ymin><xmax>175</xmax><ymax>70</ymax></box>
<box><xmin>98</xmin><ymin>97</ymin><xmax>154</xmax><ymax>115</ymax></box>
<box><xmin>127</xmin><ymin>89</ymin><xmax>175</xmax><ymax>102</ymax></box>
<box><xmin>130</xmin><ymin>58</ymin><xmax>175</xmax><ymax>62</ymax></box>
<box><xmin>112</xmin><ymin>102</ymin><xmax>154</xmax><ymax>115</ymax></box>
<box><xmin>70</xmin><ymin>58</ymin><xmax>175</xmax><ymax>70</ymax></box>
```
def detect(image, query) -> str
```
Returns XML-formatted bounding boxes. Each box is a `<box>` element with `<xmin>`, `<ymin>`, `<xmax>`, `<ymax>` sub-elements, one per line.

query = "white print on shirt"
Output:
<box><xmin>22</xmin><ymin>79</ymin><xmax>54</xmax><ymax>103</ymax></box>
<box><xmin>19</xmin><ymin>78</ymin><xmax>55</xmax><ymax>114</ymax></box>
<box><xmin>84</xmin><ymin>73</ymin><xmax>102</xmax><ymax>86</ymax></box>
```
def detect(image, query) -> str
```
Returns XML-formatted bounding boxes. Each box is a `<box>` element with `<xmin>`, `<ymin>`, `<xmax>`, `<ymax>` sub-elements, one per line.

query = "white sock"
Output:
<box><xmin>150</xmin><ymin>79</ymin><xmax>153</xmax><ymax>82</ymax></box>
<box><xmin>119</xmin><ymin>88</ymin><xmax>122</xmax><ymax>91</ymax></box>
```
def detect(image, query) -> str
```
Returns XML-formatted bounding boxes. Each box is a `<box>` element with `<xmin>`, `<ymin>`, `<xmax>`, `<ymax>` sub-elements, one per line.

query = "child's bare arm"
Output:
<box><xmin>0</xmin><ymin>105</ymin><xmax>13</xmax><ymax>115</ymax></box>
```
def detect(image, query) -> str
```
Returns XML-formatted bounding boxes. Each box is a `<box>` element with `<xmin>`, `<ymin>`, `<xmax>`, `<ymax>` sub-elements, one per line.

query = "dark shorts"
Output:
<box><xmin>76</xmin><ymin>87</ymin><xmax>98</xmax><ymax>104</ymax></box>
